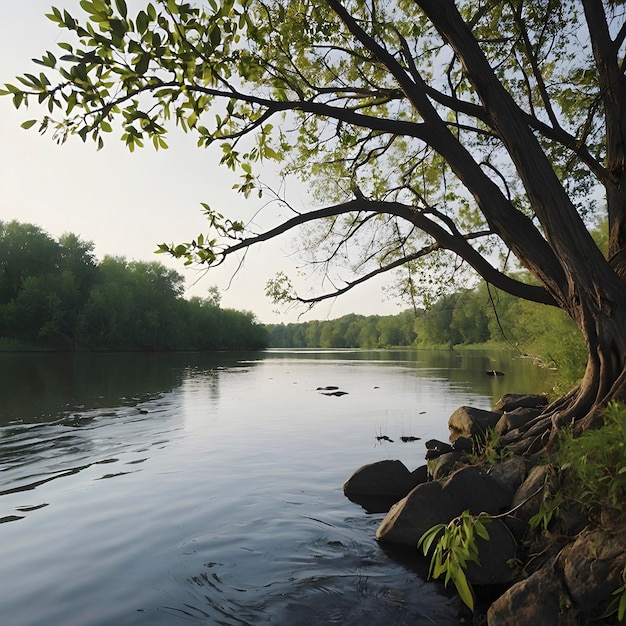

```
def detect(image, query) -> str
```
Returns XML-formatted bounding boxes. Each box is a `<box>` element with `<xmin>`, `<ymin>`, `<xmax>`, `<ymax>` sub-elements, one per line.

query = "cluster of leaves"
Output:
<box><xmin>156</xmin><ymin>203</ymin><xmax>245</xmax><ymax>266</ymax></box>
<box><xmin>0</xmin><ymin>220</ymin><xmax>267</xmax><ymax>352</ymax></box>
<box><xmin>418</xmin><ymin>510</ymin><xmax>492</xmax><ymax>611</ymax></box>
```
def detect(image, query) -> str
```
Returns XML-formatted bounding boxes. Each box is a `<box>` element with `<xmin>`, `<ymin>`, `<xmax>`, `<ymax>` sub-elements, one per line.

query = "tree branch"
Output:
<box><xmin>215</xmin><ymin>198</ymin><xmax>555</xmax><ymax>305</ymax></box>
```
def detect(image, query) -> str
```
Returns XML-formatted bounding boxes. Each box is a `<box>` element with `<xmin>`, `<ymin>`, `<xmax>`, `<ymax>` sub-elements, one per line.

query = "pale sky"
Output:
<box><xmin>0</xmin><ymin>2</ymin><xmax>404</xmax><ymax>324</ymax></box>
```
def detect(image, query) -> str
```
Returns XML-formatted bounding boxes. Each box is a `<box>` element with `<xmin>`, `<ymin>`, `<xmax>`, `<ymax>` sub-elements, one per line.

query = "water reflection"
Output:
<box><xmin>264</xmin><ymin>348</ymin><xmax>552</xmax><ymax>405</ymax></box>
<box><xmin>0</xmin><ymin>351</ymin><xmax>263</xmax><ymax>425</ymax></box>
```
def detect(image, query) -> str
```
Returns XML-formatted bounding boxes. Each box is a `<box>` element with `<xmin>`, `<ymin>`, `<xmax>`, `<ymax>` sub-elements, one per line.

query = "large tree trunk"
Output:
<box><xmin>504</xmin><ymin>282</ymin><xmax>626</xmax><ymax>454</ymax></box>
<box><xmin>413</xmin><ymin>0</ymin><xmax>626</xmax><ymax>450</ymax></box>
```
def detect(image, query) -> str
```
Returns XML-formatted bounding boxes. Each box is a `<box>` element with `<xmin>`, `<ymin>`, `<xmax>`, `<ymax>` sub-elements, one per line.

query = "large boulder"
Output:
<box><xmin>343</xmin><ymin>460</ymin><xmax>427</xmax><ymax>513</ymax></box>
<box><xmin>376</xmin><ymin>465</ymin><xmax>511</xmax><ymax>546</ymax></box>
<box><xmin>448</xmin><ymin>406</ymin><xmax>502</xmax><ymax>441</ymax></box>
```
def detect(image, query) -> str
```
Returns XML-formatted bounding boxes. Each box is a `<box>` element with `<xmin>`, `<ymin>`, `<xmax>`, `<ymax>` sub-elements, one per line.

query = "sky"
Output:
<box><xmin>0</xmin><ymin>2</ymin><xmax>405</xmax><ymax>324</ymax></box>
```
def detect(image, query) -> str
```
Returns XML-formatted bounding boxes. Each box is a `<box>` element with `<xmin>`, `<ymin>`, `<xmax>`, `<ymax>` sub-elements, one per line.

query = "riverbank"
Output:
<box><xmin>345</xmin><ymin>394</ymin><xmax>626</xmax><ymax>624</ymax></box>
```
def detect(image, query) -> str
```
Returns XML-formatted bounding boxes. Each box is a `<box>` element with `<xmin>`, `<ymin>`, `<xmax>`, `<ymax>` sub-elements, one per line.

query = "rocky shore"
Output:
<box><xmin>344</xmin><ymin>394</ymin><xmax>626</xmax><ymax>625</ymax></box>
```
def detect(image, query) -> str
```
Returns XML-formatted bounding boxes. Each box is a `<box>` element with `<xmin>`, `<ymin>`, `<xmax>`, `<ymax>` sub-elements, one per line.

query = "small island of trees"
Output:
<box><xmin>0</xmin><ymin>220</ymin><xmax>267</xmax><ymax>352</ymax></box>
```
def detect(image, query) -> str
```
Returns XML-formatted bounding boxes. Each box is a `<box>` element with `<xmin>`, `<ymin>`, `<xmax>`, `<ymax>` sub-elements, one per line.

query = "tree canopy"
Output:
<box><xmin>4</xmin><ymin>0</ymin><xmax>626</xmax><ymax>445</ymax></box>
<box><xmin>0</xmin><ymin>220</ymin><xmax>267</xmax><ymax>351</ymax></box>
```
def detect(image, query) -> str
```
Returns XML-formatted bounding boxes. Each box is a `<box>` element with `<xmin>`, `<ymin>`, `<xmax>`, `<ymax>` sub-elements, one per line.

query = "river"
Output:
<box><xmin>0</xmin><ymin>349</ymin><xmax>552</xmax><ymax>625</ymax></box>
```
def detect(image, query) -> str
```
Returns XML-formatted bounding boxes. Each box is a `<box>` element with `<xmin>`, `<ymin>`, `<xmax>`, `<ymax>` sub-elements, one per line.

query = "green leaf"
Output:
<box><xmin>20</xmin><ymin>120</ymin><xmax>38</xmax><ymax>130</ymax></box>
<box><xmin>263</xmin><ymin>146</ymin><xmax>279</xmax><ymax>160</ymax></box>
<box><xmin>114</xmin><ymin>0</ymin><xmax>128</xmax><ymax>18</ymax></box>
<box><xmin>619</xmin><ymin>588</ymin><xmax>626</xmax><ymax>621</ymax></box>
<box><xmin>418</xmin><ymin>525</ymin><xmax>444</xmax><ymax>555</ymax></box>
<box><xmin>136</xmin><ymin>10</ymin><xmax>149</xmax><ymax>34</ymax></box>
<box><xmin>79</xmin><ymin>0</ymin><xmax>95</xmax><ymax>15</ymax></box>
<box><xmin>474</xmin><ymin>521</ymin><xmax>490</xmax><ymax>541</ymax></box>
<box><xmin>453</xmin><ymin>569</ymin><xmax>474</xmax><ymax>611</ymax></box>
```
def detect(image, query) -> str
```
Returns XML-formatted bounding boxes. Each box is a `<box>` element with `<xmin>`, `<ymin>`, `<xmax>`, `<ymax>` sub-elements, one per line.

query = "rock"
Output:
<box><xmin>453</xmin><ymin>436</ymin><xmax>474</xmax><ymax>452</ymax></box>
<box><xmin>466</xmin><ymin>519</ymin><xmax>518</xmax><ymax>585</ymax></box>
<box><xmin>448</xmin><ymin>406</ymin><xmax>502</xmax><ymax>441</ymax></box>
<box><xmin>509</xmin><ymin>464</ymin><xmax>557</xmax><ymax>530</ymax></box>
<box><xmin>487</xmin><ymin>567</ymin><xmax>576</xmax><ymax>625</ymax></box>
<box><xmin>494</xmin><ymin>393</ymin><xmax>548</xmax><ymax>413</ymax></box>
<box><xmin>424</xmin><ymin>439</ymin><xmax>454</xmax><ymax>460</ymax></box>
<box><xmin>425</xmin><ymin>438</ymin><xmax>454</xmax><ymax>452</ymax></box>
<box><xmin>561</xmin><ymin>528</ymin><xmax>626</xmax><ymax>616</ymax></box>
<box><xmin>343</xmin><ymin>460</ymin><xmax>427</xmax><ymax>513</ymax></box>
<box><xmin>485</xmin><ymin>457</ymin><xmax>527</xmax><ymax>502</ymax></box>
<box><xmin>494</xmin><ymin>407</ymin><xmax>542</xmax><ymax>436</ymax></box>
<box><xmin>486</xmin><ymin>370</ymin><xmax>505</xmax><ymax>376</ymax></box>
<box><xmin>376</xmin><ymin>465</ymin><xmax>511</xmax><ymax>547</ymax></box>
<box><xmin>431</xmin><ymin>451</ymin><xmax>466</xmax><ymax>480</ymax></box>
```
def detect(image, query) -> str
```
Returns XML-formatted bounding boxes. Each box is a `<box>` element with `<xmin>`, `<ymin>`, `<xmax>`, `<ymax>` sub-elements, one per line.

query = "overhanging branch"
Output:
<box><xmin>214</xmin><ymin>198</ymin><xmax>556</xmax><ymax>306</ymax></box>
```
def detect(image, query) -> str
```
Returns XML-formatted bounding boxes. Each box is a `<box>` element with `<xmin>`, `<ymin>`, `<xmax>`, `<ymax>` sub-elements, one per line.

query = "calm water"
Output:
<box><xmin>0</xmin><ymin>349</ymin><xmax>552</xmax><ymax>625</ymax></box>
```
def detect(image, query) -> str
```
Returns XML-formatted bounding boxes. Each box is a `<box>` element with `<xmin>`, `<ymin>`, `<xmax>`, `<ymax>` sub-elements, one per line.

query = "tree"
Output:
<box><xmin>0</xmin><ymin>221</ymin><xmax>63</xmax><ymax>304</ymax></box>
<box><xmin>4</xmin><ymin>0</ymin><xmax>626</xmax><ymax>449</ymax></box>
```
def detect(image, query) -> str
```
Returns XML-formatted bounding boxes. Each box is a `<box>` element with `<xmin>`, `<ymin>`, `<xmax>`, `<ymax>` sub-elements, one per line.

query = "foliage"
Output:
<box><xmin>526</xmin><ymin>402</ymin><xmax>626</xmax><ymax>534</ymax></box>
<box><xmin>267</xmin><ymin>281</ymin><xmax>585</xmax><ymax>388</ymax></box>
<box><xmin>556</xmin><ymin>402</ymin><xmax>626</xmax><ymax>518</ymax></box>
<box><xmin>267</xmin><ymin>310</ymin><xmax>418</xmax><ymax>349</ymax></box>
<box><xmin>466</xmin><ymin>428</ymin><xmax>511</xmax><ymax>467</ymax></box>
<box><xmin>418</xmin><ymin>510</ymin><xmax>492</xmax><ymax>611</ymax></box>
<box><xmin>0</xmin><ymin>220</ymin><xmax>267</xmax><ymax>352</ymax></box>
<box><xmin>607</xmin><ymin>568</ymin><xmax>626</xmax><ymax>623</ymax></box>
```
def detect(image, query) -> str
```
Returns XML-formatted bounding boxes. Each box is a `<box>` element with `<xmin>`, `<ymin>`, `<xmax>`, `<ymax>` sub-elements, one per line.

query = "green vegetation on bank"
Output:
<box><xmin>0</xmin><ymin>220</ymin><xmax>267</xmax><ymax>351</ymax></box>
<box><xmin>266</xmin><ymin>282</ymin><xmax>586</xmax><ymax>387</ymax></box>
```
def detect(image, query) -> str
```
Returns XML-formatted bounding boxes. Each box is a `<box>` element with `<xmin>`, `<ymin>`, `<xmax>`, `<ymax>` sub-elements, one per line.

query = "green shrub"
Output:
<box><xmin>557</xmin><ymin>402</ymin><xmax>626</xmax><ymax>518</ymax></box>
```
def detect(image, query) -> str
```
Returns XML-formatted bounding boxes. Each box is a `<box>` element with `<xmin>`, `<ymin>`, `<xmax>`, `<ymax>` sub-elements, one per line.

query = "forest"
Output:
<box><xmin>266</xmin><ymin>282</ymin><xmax>587</xmax><ymax>386</ymax></box>
<box><xmin>0</xmin><ymin>220</ymin><xmax>267</xmax><ymax>351</ymax></box>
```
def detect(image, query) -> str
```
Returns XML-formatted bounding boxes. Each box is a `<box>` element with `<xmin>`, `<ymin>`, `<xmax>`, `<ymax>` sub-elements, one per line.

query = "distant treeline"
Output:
<box><xmin>0</xmin><ymin>220</ymin><xmax>267</xmax><ymax>351</ymax></box>
<box><xmin>266</xmin><ymin>283</ymin><xmax>587</xmax><ymax>383</ymax></box>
